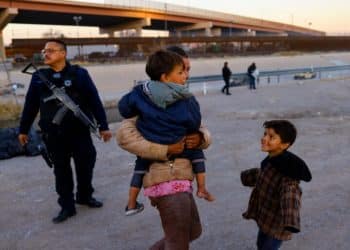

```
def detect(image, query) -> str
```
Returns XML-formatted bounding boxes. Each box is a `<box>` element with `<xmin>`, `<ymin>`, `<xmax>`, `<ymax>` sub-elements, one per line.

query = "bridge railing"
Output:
<box><xmin>102</xmin><ymin>0</ymin><xmax>277</xmax><ymax>27</ymax></box>
<box><xmin>100</xmin><ymin>0</ymin><xmax>314</xmax><ymax>32</ymax></box>
<box><xmin>135</xmin><ymin>65</ymin><xmax>350</xmax><ymax>95</ymax></box>
<box><xmin>187</xmin><ymin>65</ymin><xmax>350</xmax><ymax>85</ymax></box>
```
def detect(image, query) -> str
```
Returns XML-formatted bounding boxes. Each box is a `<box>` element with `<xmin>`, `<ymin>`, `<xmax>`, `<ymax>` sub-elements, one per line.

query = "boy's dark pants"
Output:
<box><xmin>149</xmin><ymin>192</ymin><xmax>202</xmax><ymax>250</ymax></box>
<box><xmin>257</xmin><ymin>230</ymin><xmax>283</xmax><ymax>250</ymax></box>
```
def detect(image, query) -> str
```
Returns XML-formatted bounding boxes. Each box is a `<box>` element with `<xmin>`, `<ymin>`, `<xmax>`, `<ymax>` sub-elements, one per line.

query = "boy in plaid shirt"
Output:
<box><xmin>241</xmin><ymin>120</ymin><xmax>312</xmax><ymax>250</ymax></box>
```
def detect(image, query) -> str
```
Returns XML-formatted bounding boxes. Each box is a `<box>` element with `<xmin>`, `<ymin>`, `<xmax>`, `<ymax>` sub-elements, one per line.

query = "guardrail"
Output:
<box><xmin>187</xmin><ymin>65</ymin><xmax>350</xmax><ymax>84</ymax></box>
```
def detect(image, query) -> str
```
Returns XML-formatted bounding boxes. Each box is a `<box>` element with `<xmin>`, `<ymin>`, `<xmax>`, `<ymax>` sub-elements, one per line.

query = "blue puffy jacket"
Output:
<box><xmin>118</xmin><ymin>84</ymin><xmax>201</xmax><ymax>144</ymax></box>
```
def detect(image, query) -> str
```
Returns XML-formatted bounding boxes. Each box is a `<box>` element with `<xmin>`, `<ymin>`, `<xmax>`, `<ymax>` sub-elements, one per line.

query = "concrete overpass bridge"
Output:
<box><xmin>10</xmin><ymin>36</ymin><xmax>350</xmax><ymax>59</ymax></box>
<box><xmin>0</xmin><ymin>0</ymin><xmax>325</xmax><ymax>58</ymax></box>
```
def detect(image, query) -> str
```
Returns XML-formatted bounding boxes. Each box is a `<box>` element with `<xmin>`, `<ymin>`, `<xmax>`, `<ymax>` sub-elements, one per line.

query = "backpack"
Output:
<box><xmin>0</xmin><ymin>127</ymin><xmax>42</xmax><ymax>160</ymax></box>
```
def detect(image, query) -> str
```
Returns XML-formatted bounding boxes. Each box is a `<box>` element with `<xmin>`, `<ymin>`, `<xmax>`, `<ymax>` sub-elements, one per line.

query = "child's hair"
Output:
<box><xmin>263</xmin><ymin>120</ymin><xmax>297</xmax><ymax>146</ymax></box>
<box><xmin>146</xmin><ymin>50</ymin><xmax>184</xmax><ymax>81</ymax></box>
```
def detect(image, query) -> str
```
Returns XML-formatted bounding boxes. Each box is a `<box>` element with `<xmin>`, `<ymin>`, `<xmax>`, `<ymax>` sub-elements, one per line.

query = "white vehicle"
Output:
<box><xmin>294</xmin><ymin>72</ymin><xmax>316</xmax><ymax>80</ymax></box>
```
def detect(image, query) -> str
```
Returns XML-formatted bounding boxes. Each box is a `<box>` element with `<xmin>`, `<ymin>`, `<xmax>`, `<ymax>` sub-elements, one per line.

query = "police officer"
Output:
<box><xmin>18</xmin><ymin>39</ymin><xmax>112</xmax><ymax>223</ymax></box>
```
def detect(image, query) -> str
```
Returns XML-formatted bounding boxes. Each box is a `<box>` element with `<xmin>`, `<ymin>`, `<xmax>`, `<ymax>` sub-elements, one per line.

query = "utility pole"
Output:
<box><xmin>164</xmin><ymin>3</ymin><xmax>167</xmax><ymax>31</ymax></box>
<box><xmin>73</xmin><ymin>16</ymin><xmax>82</xmax><ymax>58</ymax></box>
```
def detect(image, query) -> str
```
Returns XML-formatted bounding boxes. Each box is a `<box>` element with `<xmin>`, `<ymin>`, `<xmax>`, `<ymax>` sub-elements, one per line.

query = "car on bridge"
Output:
<box><xmin>294</xmin><ymin>71</ymin><xmax>316</xmax><ymax>80</ymax></box>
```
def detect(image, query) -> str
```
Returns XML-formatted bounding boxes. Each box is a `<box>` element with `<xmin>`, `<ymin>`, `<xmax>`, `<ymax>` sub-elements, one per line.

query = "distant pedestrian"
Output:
<box><xmin>247</xmin><ymin>62</ymin><xmax>257</xmax><ymax>90</ymax></box>
<box><xmin>221</xmin><ymin>61</ymin><xmax>232</xmax><ymax>95</ymax></box>
<box><xmin>241</xmin><ymin>120</ymin><xmax>312</xmax><ymax>250</ymax></box>
<box><xmin>252</xmin><ymin>66</ymin><xmax>259</xmax><ymax>86</ymax></box>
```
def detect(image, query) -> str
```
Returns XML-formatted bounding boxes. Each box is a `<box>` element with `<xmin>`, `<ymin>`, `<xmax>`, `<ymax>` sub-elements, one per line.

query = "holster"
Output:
<box><xmin>39</xmin><ymin>133</ymin><xmax>54</xmax><ymax>168</ymax></box>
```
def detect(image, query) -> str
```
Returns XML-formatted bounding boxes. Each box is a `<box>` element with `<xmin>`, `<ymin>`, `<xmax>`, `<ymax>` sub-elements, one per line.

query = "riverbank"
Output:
<box><xmin>8</xmin><ymin>51</ymin><xmax>350</xmax><ymax>101</ymax></box>
<box><xmin>2</xmin><ymin>51</ymin><xmax>350</xmax><ymax>128</ymax></box>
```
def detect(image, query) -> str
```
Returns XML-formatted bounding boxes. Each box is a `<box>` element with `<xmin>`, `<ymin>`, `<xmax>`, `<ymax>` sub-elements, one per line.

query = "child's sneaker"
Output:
<box><xmin>125</xmin><ymin>201</ymin><xmax>144</xmax><ymax>216</ymax></box>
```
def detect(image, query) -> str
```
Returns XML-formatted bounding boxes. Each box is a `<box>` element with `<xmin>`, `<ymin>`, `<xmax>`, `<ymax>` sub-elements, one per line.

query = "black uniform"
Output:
<box><xmin>222</xmin><ymin>65</ymin><xmax>232</xmax><ymax>95</ymax></box>
<box><xmin>247</xmin><ymin>63</ymin><xmax>257</xmax><ymax>90</ymax></box>
<box><xmin>19</xmin><ymin>62</ymin><xmax>108</xmax><ymax>212</ymax></box>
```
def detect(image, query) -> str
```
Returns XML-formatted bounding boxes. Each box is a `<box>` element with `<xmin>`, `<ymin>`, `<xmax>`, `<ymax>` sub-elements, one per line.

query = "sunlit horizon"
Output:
<box><xmin>76</xmin><ymin>0</ymin><xmax>350</xmax><ymax>33</ymax></box>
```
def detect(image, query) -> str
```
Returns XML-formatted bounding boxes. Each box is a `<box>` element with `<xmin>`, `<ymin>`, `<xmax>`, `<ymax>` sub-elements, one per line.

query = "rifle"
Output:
<box><xmin>22</xmin><ymin>62</ymin><xmax>101</xmax><ymax>139</ymax></box>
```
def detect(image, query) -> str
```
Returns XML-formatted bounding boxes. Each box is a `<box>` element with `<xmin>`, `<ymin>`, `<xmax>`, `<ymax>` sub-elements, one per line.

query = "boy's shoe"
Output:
<box><xmin>125</xmin><ymin>201</ymin><xmax>144</xmax><ymax>216</ymax></box>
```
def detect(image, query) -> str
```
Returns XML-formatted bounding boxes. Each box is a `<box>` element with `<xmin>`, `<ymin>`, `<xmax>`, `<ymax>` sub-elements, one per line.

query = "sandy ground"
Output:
<box><xmin>7</xmin><ymin>51</ymin><xmax>350</xmax><ymax>100</ymax></box>
<box><xmin>1</xmin><ymin>53</ymin><xmax>350</xmax><ymax>249</ymax></box>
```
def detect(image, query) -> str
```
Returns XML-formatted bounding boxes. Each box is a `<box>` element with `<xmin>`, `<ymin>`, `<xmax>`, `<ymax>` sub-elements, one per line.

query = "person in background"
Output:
<box><xmin>221</xmin><ymin>61</ymin><xmax>232</xmax><ymax>95</ymax></box>
<box><xmin>18</xmin><ymin>39</ymin><xmax>112</xmax><ymax>224</ymax></box>
<box><xmin>252</xmin><ymin>65</ymin><xmax>259</xmax><ymax>88</ymax></box>
<box><xmin>247</xmin><ymin>62</ymin><xmax>257</xmax><ymax>90</ymax></box>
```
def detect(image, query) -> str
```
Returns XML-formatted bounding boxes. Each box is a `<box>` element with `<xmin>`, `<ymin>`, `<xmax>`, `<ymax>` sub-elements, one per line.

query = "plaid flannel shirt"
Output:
<box><xmin>241</xmin><ymin>165</ymin><xmax>302</xmax><ymax>241</ymax></box>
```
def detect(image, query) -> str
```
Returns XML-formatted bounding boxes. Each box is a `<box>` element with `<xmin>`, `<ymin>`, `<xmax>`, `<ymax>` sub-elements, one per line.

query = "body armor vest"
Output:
<box><xmin>38</xmin><ymin>65</ymin><xmax>90</xmax><ymax>133</ymax></box>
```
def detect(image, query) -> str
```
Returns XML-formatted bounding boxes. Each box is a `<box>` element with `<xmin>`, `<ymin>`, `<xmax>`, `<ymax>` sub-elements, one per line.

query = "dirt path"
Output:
<box><xmin>1</xmin><ymin>76</ymin><xmax>350</xmax><ymax>249</ymax></box>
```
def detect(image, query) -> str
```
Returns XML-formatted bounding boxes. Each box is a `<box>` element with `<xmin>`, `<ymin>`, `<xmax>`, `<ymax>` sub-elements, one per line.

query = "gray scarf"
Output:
<box><xmin>143</xmin><ymin>80</ymin><xmax>192</xmax><ymax>109</ymax></box>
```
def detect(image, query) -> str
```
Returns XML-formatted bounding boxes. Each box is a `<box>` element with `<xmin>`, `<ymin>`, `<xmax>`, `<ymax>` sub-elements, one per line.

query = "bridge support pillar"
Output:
<box><xmin>246</xmin><ymin>30</ymin><xmax>256</xmax><ymax>36</ymax></box>
<box><xmin>135</xmin><ymin>27</ymin><xmax>142</xmax><ymax>37</ymax></box>
<box><xmin>174</xmin><ymin>27</ymin><xmax>221</xmax><ymax>37</ymax></box>
<box><xmin>176</xmin><ymin>22</ymin><xmax>217</xmax><ymax>37</ymax></box>
<box><xmin>0</xmin><ymin>31</ymin><xmax>5</xmax><ymax>61</ymax></box>
<box><xmin>205</xmin><ymin>28</ymin><xmax>212</xmax><ymax>36</ymax></box>
<box><xmin>174</xmin><ymin>31</ymin><xmax>182</xmax><ymax>37</ymax></box>
<box><xmin>211</xmin><ymin>28</ymin><xmax>222</xmax><ymax>36</ymax></box>
<box><xmin>118</xmin><ymin>37</ymin><xmax>167</xmax><ymax>57</ymax></box>
<box><xmin>99</xmin><ymin>18</ymin><xmax>151</xmax><ymax>37</ymax></box>
<box><xmin>0</xmin><ymin>8</ymin><xmax>18</xmax><ymax>59</ymax></box>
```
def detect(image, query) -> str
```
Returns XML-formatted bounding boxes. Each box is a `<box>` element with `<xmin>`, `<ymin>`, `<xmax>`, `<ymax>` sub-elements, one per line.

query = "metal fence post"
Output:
<box><xmin>203</xmin><ymin>82</ymin><xmax>207</xmax><ymax>95</ymax></box>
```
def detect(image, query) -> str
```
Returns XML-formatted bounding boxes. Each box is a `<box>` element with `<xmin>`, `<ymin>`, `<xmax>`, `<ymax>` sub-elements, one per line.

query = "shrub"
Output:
<box><xmin>0</xmin><ymin>101</ymin><xmax>22</xmax><ymax>121</ymax></box>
